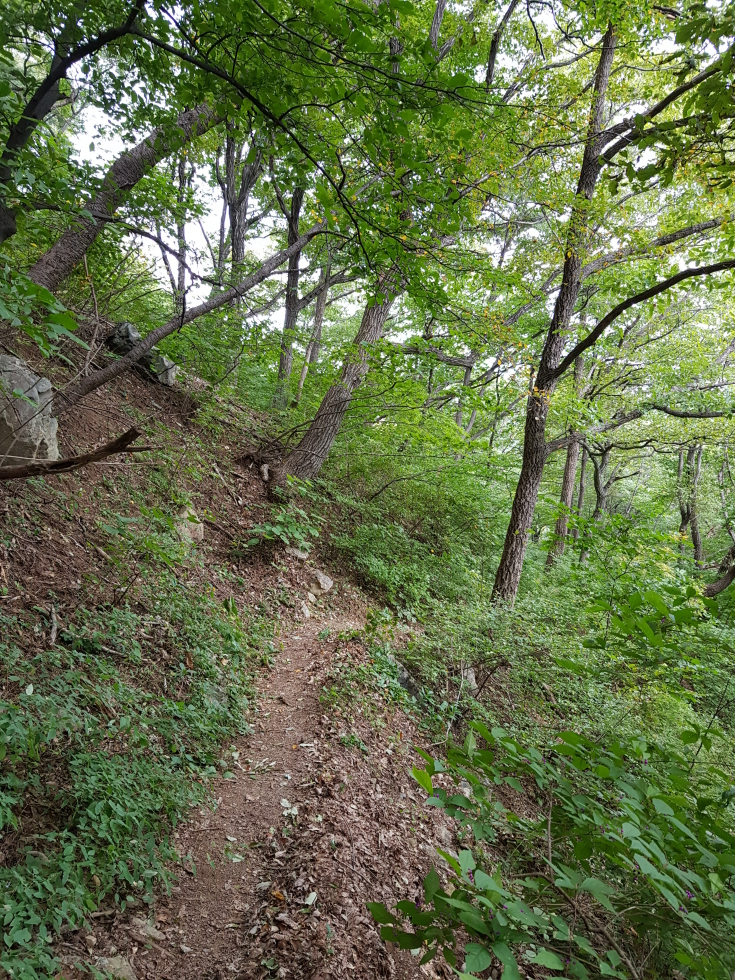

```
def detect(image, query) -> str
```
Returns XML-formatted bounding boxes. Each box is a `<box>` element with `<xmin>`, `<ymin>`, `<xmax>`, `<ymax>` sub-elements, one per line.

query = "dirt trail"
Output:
<box><xmin>64</xmin><ymin>609</ymin><xmax>456</xmax><ymax>980</ymax></box>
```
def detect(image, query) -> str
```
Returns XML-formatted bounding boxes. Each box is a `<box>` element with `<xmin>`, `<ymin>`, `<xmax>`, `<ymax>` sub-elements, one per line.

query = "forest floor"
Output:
<box><xmin>0</xmin><ymin>350</ymin><xmax>465</xmax><ymax>980</ymax></box>
<box><xmin>55</xmin><ymin>604</ymin><xmax>458</xmax><ymax>980</ymax></box>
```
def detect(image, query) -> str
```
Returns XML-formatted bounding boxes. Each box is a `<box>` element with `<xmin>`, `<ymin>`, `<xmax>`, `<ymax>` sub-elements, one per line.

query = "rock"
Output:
<box><xmin>259</xmin><ymin>463</ymin><xmax>270</xmax><ymax>481</ymax></box>
<box><xmin>0</xmin><ymin>356</ymin><xmax>58</xmax><ymax>466</ymax></box>
<box><xmin>300</xmin><ymin>600</ymin><xmax>311</xmax><ymax>620</ymax></box>
<box><xmin>106</xmin><ymin>322</ymin><xmax>177</xmax><ymax>386</ymax></box>
<box><xmin>307</xmin><ymin>569</ymin><xmax>333</xmax><ymax>594</ymax></box>
<box><xmin>307</xmin><ymin>591</ymin><xmax>316</xmax><ymax>603</ymax></box>
<box><xmin>180</xmin><ymin>945</ymin><xmax>193</xmax><ymax>955</ymax></box>
<box><xmin>175</xmin><ymin>504</ymin><xmax>204</xmax><ymax>543</ymax></box>
<box><xmin>146</xmin><ymin>352</ymin><xmax>177</xmax><ymax>386</ymax></box>
<box><xmin>459</xmin><ymin>666</ymin><xmax>478</xmax><ymax>691</ymax></box>
<box><xmin>96</xmin><ymin>955</ymin><xmax>137</xmax><ymax>980</ymax></box>
<box><xmin>386</xmin><ymin>654</ymin><xmax>422</xmax><ymax>700</ymax></box>
<box><xmin>132</xmin><ymin>917</ymin><xmax>165</xmax><ymax>941</ymax></box>
<box><xmin>285</xmin><ymin>546</ymin><xmax>308</xmax><ymax>560</ymax></box>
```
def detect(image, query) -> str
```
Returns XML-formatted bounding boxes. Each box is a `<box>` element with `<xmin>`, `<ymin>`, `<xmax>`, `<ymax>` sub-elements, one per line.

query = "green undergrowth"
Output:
<box><xmin>0</xmin><ymin>393</ymin><xmax>279</xmax><ymax>979</ymax></box>
<box><xmin>0</xmin><ymin>568</ymin><xmax>270</xmax><ymax>979</ymax></box>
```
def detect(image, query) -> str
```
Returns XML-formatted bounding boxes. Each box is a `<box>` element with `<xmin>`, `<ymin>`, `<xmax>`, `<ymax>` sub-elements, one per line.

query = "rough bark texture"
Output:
<box><xmin>492</xmin><ymin>24</ymin><xmax>617</xmax><ymax>602</ymax></box>
<box><xmin>545</xmin><ymin>434</ymin><xmax>580</xmax><ymax>566</ymax></box>
<box><xmin>57</xmin><ymin>224</ymin><xmax>324</xmax><ymax>411</ymax></box>
<box><xmin>280</xmin><ymin>291</ymin><xmax>396</xmax><ymax>481</ymax></box>
<box><xmin>28</xmin><ymin>103</ymin><xmax>220</xmax><ymax>291</ymax></box>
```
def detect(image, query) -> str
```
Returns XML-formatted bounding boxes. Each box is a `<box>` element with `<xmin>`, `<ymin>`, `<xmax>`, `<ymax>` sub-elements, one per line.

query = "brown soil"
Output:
<box><xmin>55</xmin><ymin>607</ymin><xmax>459</xmax><ymax>980</ymax></box>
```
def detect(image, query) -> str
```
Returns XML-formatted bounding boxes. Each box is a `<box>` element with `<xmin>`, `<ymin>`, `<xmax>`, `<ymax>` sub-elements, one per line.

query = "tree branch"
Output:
<box><xmin>0</xmin><ymin>428</ymin><xmax>148</xmax><ymax>481</ymax></box>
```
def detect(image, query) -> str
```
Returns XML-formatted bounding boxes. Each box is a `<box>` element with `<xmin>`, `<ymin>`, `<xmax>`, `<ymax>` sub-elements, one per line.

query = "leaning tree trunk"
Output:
<box><xmin>28</xmin><ymin>104</ymin><xmax>220</xmax><ymax>292</ymax></box>
<box><xmin>491</xmin><ymin>23</ymin><xmax>617</xmax><ymax>603</ymax></box>
<box><xmin>279</xmin><ymin>290</ymin><xmax>396</xmax><ymax>481</ymax></box>
<box><xmin>579</xmin><ymin>445</ymin><xmax>612</xmax><ymax>564</ymax></box>
<box><xmin>546</xmin><ymin>433</ymin><xmax>580</xmax><ymax>567</ymax></box>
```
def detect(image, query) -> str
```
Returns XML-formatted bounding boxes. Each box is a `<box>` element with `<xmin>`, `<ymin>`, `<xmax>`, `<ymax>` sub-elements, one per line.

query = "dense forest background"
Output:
<box><xmin>3</xmin><ymin>0</ymin><xmax>735</xmax><ymax>977</ymax></box>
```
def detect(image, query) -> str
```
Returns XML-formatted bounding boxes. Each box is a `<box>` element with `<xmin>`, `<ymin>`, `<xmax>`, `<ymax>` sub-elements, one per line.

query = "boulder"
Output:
<box><xmin>106</xmin><ymin>322</ymin><xmax>177</xmax><ymax>386</ymax></box>
<box><xmin>175</xmin><ymin>505</ymin><xmax>204</xmax><ymax>543</ymax></box>
<box><xmin>0</xmin><ymin>356</ymin><xmax>59</xmax><ymax>466</ymax></box>
<box><xmin>307</xmin><ymin>569</ymin><xmax>333</xmax><ymax>594</ymax></box>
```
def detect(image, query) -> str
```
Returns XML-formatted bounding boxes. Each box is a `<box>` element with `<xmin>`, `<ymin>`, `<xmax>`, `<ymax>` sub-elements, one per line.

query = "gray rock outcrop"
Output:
<box><xmin>106</xmin><ymin>322</ymin><xmax>177</xmax><ymax>386</ymax></box>
<box><xmin>0</xmin><ymin>356</ymin><xmax>59</xmax><ymax>466</ymax></box>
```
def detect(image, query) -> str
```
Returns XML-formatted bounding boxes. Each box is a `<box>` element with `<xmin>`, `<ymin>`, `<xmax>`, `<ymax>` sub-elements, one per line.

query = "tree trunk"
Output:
<box><xmin>28</xmin><ymin>104</ymin><xmax>220</xmax><ymax>291</ymax></box>
<box><xmin>279</xmin><ymin>289</ymin><xmax>396</xmax><ymax>481</ymax></box>
<box><xmin>546</xmin><ymin>433</ymin><xmax>580</xmax><ymax>566</ymax></box>
<box><xmin>571</xmin><ymin>443</ymin><xmax>587</xmax><ymax>542</ymax></box>
<box><xmin>295</xmin><ymin>261</ymin><xmax>330</xmax><ymax>405</ymax></box>
<box><xmin>579</xmin><ymin>445</ymin><xmax>612</xmax><ymax>563</ymax></box>
<box><xmin>686</xmin><ymin>445</ymin><xmax>704</xmax><ymax>566</ymax></box>
<box><xmin>491</xmin><ymin>398</ymin><xmax>550</xmax><ymax>599</ymax></box>
<box><xmin>491</xmin><ymin>23</ymin><xmax>617</xmax><ymax>603</ymax></box>
<box><xmin>276</xmin><ymin>188</ymin><xmax>305</xmax><ymax>399</ymax></box>
<box><xmin>677</xmin><ymin>448</ymin><xmax>691</xmax><ymax>541</ymax></box>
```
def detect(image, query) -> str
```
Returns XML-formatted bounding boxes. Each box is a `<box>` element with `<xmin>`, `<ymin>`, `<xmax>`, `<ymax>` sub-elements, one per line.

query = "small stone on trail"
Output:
<box><xmin>307</xmin><ymin>591</ymin><xmax>316</xmax><ymax>603</ymax></box>
<box><xmin>300</xmin><ymin>600</ymin><xmax>311</xmax><ymax>619</ymax></box>
<box><xmin>180</xmin><ymin>944</ymin><xmax>193</xmax><ymax>954</ymax></box>
<box><xmin>259</xmin><ymin>463</ymin><xmax>270</xmax><ymax>481</ymax></box>
<box><xmin>96</xmin><ymin>955</ymin><xmax>137</xmax><ymax>980</ymax></box>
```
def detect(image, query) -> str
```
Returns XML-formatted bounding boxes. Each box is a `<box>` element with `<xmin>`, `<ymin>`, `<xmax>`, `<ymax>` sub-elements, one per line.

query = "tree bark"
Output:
<box><xmin>546</xmin><ymin>433</ymin><xmax>580</xmax><ymax>566</ymax></box>
<box><xmin>28</xmin><ymin>103</ymin><xmax>220</xmax><ymax>291</ymax></box>
<box><xmin>571</xmin><ymin>443</ymin><xmax>587</xmax><ymax>542</ymax></box>
<box><xmin>491</xmin><ymin>23</ymin><xmax>617</xmax><ymax>602</ymax></box>
<box><xmin>677</xmin><ymin>447</ymin><xmax>691</xmax><ymax>540</ymax></box>
<box><xmin>279</xmin><ymin>287</ymin><xmax>397</xmax><ymax>481</ymax></box>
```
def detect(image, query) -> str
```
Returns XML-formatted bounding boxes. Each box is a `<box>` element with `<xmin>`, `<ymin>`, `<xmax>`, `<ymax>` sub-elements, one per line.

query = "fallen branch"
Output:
<box><xmin>0</xmin><ymin>427</ymin><xmax>149</xmax><ymax>481</ymax></box>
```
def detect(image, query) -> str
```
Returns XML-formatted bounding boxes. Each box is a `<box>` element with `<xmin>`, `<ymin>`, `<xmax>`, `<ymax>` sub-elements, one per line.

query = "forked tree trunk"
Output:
<box><xmin>546</xmin><ymin>434</ymin><xmax>580</xmax><ymax>566</ymax></box>
<box><xmin>28</xmin><ymin>104</ymin><xmax>220</xmax><ymax>291</ymax></box>
<box><xmin>491</xmin><ymin>24</ymin><xmax>617</xmax><ymax>602</ymax></box>
<box><xmin>279</xmin><ymin>289</ymin><xmax>397</xmax><ymax>481</ymax></box>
